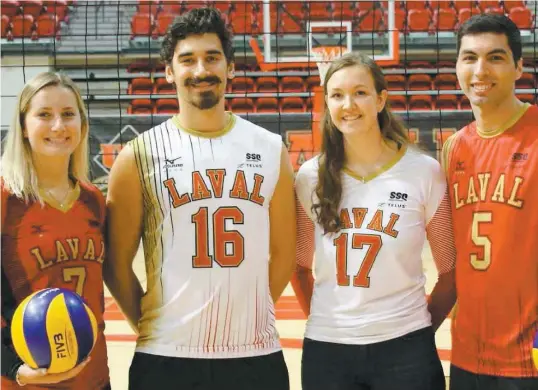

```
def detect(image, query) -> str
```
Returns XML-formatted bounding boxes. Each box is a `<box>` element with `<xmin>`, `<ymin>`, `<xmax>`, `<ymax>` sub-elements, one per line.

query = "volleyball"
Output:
<box><xmin>533</xmin><ymin>330</ymin><xmax>538</xmax><ymax>370</ymax></box>
<box><xmin>10</xmin><ymin>288</ymin><xmax>98</xmax><ymax>374</ymax></box>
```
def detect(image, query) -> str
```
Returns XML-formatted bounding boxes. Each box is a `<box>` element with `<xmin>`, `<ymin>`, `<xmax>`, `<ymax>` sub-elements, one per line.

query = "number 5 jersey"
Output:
<box><xmin>442</xmin><ymin>103</ymin><xmax>538</xmax><ymax>377</ymax></box>
<box><xmin>130</xmin><ymin>113</ymin><xmax>283</xmax><ymax>359</ymax></box>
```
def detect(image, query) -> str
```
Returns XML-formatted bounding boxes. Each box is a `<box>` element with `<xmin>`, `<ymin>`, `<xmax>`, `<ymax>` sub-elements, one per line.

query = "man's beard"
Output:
<box><xmin>192</xmin><ymin>90</ymin><xmax>221</xmax><ymax>110</ymax></box>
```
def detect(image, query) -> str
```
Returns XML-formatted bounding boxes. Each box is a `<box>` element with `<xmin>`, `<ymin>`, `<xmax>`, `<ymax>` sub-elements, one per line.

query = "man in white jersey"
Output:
<box><xmin>104</xmin><ymin>7</ymin><xmax>296</xmax><ymax>390</ymax></box>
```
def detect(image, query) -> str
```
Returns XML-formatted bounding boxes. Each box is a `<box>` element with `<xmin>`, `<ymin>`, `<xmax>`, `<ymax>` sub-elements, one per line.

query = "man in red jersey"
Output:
<box><xmin>443</xmin><ymin>13</ymin><xmax>538</xmax><ymax>390</ymax></box>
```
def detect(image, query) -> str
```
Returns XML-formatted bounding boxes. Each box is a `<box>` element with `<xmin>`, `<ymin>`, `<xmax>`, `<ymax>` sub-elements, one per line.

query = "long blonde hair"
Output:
<box><xmin>1</xmin><ymin>72</ymin><xmax>90</xmax><ymax>203</ymax></box>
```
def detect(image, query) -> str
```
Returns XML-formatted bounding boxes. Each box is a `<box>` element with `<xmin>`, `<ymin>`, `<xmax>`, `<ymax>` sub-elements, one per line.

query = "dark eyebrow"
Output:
<box><xmin>329</xmin><ymin>85</ymin><xmax>367</xmax><ymax>91</ymax></box>
<box><xmin>460</xmin><ymin>48</ymin><xmax>509</xmax><ymax>56</ymax></box>
<box><xmin>37</xmin><ymin>106</ymin><xmax>76</xmax><ymax>111</ymax></box>
<box><xmin>177</xmin><ymin>50</ymin><xmax>223</xmax><ymax>60</ymax></box>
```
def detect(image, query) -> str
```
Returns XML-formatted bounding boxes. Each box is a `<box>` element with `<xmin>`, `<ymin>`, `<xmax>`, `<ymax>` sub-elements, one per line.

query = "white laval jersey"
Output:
<box><xmin>131</xmin><ymin>114</ymin><xmax>283</xmax><ymax>358</ymax></box>
<box><xmin>295</xmin><ymin>147</ymin><xmax>446</xmax><ymax>344</ymax></box>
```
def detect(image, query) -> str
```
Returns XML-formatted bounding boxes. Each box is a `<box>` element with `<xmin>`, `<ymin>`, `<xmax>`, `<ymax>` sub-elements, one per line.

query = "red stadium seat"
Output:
<box><xmin>503</xmin><ymin>0</ymin><xmax>525</xmax><ymax>12</ymax></box>
<box><xmin>230</xmin><ymin>97</ymin><xmax>255</xmax><ymax>112</ymax></box>
<box><xmin>155</xmin><ymin>13</ymin><xmax>175</xmax><ymax>36</ymax></box>
<box><xmin>280</xmin><ymin>97</ymin><xmax>305</xmax><ymax>112</ymax></box>
<box><xmin>161</xmin><ymin>2</ymin><xmax>182</xmax><ymax>14</ymax></box>
<box><xmin>458</xmin><ymin>8</ymin><xmax>479</xmax><ymax>25</ymax></box>
<box><xmin>256</xmin><ymin>97</ymin><xmax>279</xmax><ymax>113</ymax></box>
<box><xmin>459</xmin><ymin>95</ymin><xmax>471</xmax><ymax>110</ymax></box>
<box><xmin>429</xmin><ymin>0</ymin><xmax>453</xmax><ymax>11</ymax></box>
<box><xmin>2</xmin><ymin>0</ymin><xmax>20</xmax><ymax>18</ymax></box>
<box><xmin>153</xmin><ymin>78</ymin><xmax>176</xmax><ymax>94</ymax></box>
<box><xmin>131</xmin><ymin>13</ymin><xmax>154</xmax><ymax>38</ymax></box>
<box><xmin>434</xmin><ymin>74</ymin><xmax>458</xmax><ymax>90</ymax></box>
<box><xmin>401</xmin><ymin>1</ymin><xmax>427</xmax><ymax>10</ymax></box>
<box><xmin>509</xmin><ymin>7</ymin><xmax>532</xmax><ymax>29</ymax></box>
<box><xmin>231</xmin><ymin>77</ymin><xmax>256</xmax><ymax>93</ymax></box>
<box><xmin>21</xmin><ymin>0</ymin><xmax>43</xmax><ymax>19</ymax></box>
<box><xmin>282</xmin><ymin>1</ymin><xmax>305</xmax><ymax>15</ymax></box>
<box><xmin>305</xmin><ymin>75</ymin><xmax>321</xmax><ymax>91</ymax></box>
<box><xmin>409</xmin><ymin>95</ymin><xmax>433</xmax><ymax>110</ymax></box>
<box><xmin>1</xmin><ymin>15</ymin><xmax>12</xmax><ymax>38</ymax></box>
<box><xmin>357</xmin><ymin>9</ymin><xmax>384</xmax><ymax>32</ymax></box>
<box><xmin>138</xmin><ymin>0</ymin><xmax>160</xmax><ymax>15</ymax></box>
<box><xmin>434</xmin><ymin>94</ymin><xmax>458</xmax><ymax>110</ymax></box>
<box><xmin>127</xmin><ymin>61</ymin><xmax>152</xmax><ymax>73</ymax></box>
<box><xmin>385</xmin><ymin>74</ymin><xmax>406</xmax><ymax>90</ymax></box>
<box><xmin>211</xmin><ymin>1</ymin><xmax>232</xmax><ymax>14</ymax></box>
<box><xmin>517</xmin><ymin>94</ymin><xmax>536</xmax><ymax>104</ymax></box>
<box><xmin>155</xmin><ymin>98</ymin><xmax>179</xmax><ymax>114</ymax></box>
<box><xmin>388</xmin><ymin>95</ymin><xmax>407</xmax><ymax>110</ymax></box>
<box><xmin>408</xmin><ymin>74</ymin><xmax>432</xmax><ymax>90</ymax></box>
<box><xmin>485</xmin><ymin>7</ymin><xmax>504</xmax><ymax>15</ymax></box>
<box><xmin>393</xmin><ymin>7</ymin><xmax>406</xmax><ymax>31</ymax></box>
<box><xmin>228</xmin><ymin>11</ymin><xmax>253</xmax><ymax>34</ymax></box>
<box><xmin>407</xmin><ymin>9</ymin><xmax>431</xmax><ymax>32</ymax></box>
<box><xmin>277</xmin><ymin>13</ymin><xmax>305</xmax><ymax>34</ymax></box>
<box><xmin>433</xmin><ymin>8</ymin><xmax>457</xmax><ymax>31</ymax></box>
<box><xmin>128</xmin><ymin>99</ymin><xmax>153</xmax><ymax>114</ymax></box>
<box><xmin>11</xmin><ymin>14</ymin><xmax>35</xmax><ymax>38</ymax></box>
<box><xmin>232</xmin><ymin>2</ymin><xmax>259</xmax><ymax>15</ymax></box>
<box><xmin>408</xmin><ymin>61</ymin><xmax>433</xmax><ymax>68</ymax></box>
<box><xmin>332</xmin><ymin>1</ymin><xmax>354</xmax><ymax>16</ymax></box>
<box><xmin>516</xmin><ymin>73</ymin><xmax>536</xmax><ymax>89</ymax></box>
<box><xmin>128</xmin><ymin>78</ymin><xmax>153</xmax><ymax>94</ymax></box>
<box><xmin>256</xmin><ymin>76</ymin><xmax>278</xmax><ymax>93</ymax></box>
<box><xmin>279</xmin><ymin>76</ymin><xmax>305</xmax><ymax>93</ymax></box>
<box><xmin>453</xmin><ymin>0</ymin><xmax>474</xmax><ymax>12</ymax></box>
<box><xmin>36</xmin><ymin>14</ymin><xmax>59</xmax><ymax>37</ymax></box>
<box><xmin>357</xmin><ymin>1</ymin><xmax>377</xmax><ymax>11</ymax></box>
<box><xmin>43</xmin><ymin>1</ymin><xmax>68</xmax><ymax>22</ymax></box>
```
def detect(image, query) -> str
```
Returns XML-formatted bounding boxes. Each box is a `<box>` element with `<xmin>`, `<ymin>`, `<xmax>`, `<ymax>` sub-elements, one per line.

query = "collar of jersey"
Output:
<box><xmin>343</xmin><ymin>145</ymin><xmax>407</xmax><ymax>184</ymax></box>
<box><xmin>40</xmin><ymin>181</ymin><xmax>81</xmax><ymax>213</ymax></box>
<box><xmin>172</xmin><ymin>112</ymin><xmax>236</xmax><ymax>138</ymax></box>
<box><xmin>476</xmin><ymin>102</ymin><xmax>530</xmax><ymax>139</ymax></box>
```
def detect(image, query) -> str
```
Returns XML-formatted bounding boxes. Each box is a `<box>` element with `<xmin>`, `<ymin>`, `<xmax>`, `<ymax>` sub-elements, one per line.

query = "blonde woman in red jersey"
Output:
<box><xmin>443</xmin><ymin>14</ymin><xmax>538</xmax><ymax>390</ymax></box>
<box><xmin>0</xmin><ymin>72</ymin><xmax>110</xmax><ymax>389</ymax></box>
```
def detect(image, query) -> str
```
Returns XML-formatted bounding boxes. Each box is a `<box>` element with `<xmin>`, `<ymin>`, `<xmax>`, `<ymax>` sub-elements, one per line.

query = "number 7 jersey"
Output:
<box><xmin>131</xmin><ymin>114</ymin><xmax>283</xmax><ymax>359</ymax></box>
<box><xmin>443</xmin><ymin>104</ymin><xmax>538</xmax><ymax>377</ymax></box>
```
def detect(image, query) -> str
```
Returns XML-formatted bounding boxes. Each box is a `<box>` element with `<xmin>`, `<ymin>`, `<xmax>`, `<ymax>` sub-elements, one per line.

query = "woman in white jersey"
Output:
<box><xmin>292</xmin><ymin>52</ymin><xmax>457</xmax><ymax>390</ymax></box>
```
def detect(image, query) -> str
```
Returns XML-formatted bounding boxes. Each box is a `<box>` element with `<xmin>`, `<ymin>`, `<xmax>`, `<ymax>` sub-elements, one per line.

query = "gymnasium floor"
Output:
<box><xmin>103</xmin><ymin>243</ymin><xmax>451</xmax><ymax>390</ymax></box>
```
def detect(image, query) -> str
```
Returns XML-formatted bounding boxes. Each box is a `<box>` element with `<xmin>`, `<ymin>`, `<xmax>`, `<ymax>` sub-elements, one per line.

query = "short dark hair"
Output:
<box><xmin>160</xmin><ymin>7</ymin><xmax>234</xmax><ymax>66</ymax></box>
<box><xmin>456</xmin><ymin>13</ymin><xmax>522</xmax><ymax>65</ymax></box>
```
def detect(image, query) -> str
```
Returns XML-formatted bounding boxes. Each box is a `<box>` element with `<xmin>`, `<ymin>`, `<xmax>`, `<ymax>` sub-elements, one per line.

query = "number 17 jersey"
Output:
<box><xmin>131</xmin><ymin>114</ymin><xmax>283</xmax><ymax>359</ymax></box>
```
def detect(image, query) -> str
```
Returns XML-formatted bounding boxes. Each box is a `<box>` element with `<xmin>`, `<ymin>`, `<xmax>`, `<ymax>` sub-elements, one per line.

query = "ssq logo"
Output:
<box><xmin>246</xmin><ymin>153</ymin><xmax>261</xmax><ymax>161</ymax></box>
<box><xmin>390</xmin><ymin>192</ymin><xmax>408</xmax><ymax>201</ymax></box>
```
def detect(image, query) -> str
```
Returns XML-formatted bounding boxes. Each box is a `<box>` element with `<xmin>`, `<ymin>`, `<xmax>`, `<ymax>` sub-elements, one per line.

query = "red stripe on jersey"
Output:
<box><xmin>426</xmin><ymin>190</ymin><xmax>456</xmax><ymax>275</ymax></box>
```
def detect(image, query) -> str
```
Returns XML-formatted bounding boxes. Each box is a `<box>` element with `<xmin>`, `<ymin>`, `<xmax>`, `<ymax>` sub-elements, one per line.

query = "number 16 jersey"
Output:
<box><xmin>131</xmin><ymin>113</ymin><xmax>283</xmax><ymax>359</ymax></box>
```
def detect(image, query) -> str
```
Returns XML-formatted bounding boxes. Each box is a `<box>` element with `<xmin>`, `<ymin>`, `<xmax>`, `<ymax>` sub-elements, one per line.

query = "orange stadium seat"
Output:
<box><xmin>407</xmin><ymin>9</ymin><xmax>432</xmax><ymax>32</ymax></box>
<box><xmin>128</xmin><ymin>78</ymin><xmax>153</xmax><ymax>94</ymax></box>
<box><xmin>182</xmin><ymin>1</ymin><xmax>207</xmax><ymax>12</ymax></box>
<box><xmin>517</xmin><ymin>94</ymin><xmax>536</xmax><ymax>104</ymax></box>
<box><xmin>228</xmin><ymin>11</ymin><xmax>253</xmax><ymax>34</ymax></box>
<box><xmin>503</xmin><ymin>0</ymin><xmax>525</xmax><ymax>12</ymax></box>
<box><xmin>459</xmin><ymin>94</ymin><xmax>471</xmax><ymax>109</ymax></box>
<box><xmin>509</xmin><ymin>7</ymin><xmax>532</xmax><ymax>29</ymax></box>
<box><xmin>409</xmin><ymin>95</ymin><xmax>433</xmax><ymax>110</ymax></box>
<box><xmin>21</xmin><ymin>0</ymin><xmax>43</xmax><ymax>19</ymax></box>
<box><xmin>357</xmin><ymin>9</ymin><xmax>384</xmax><ymax>32</ymax></box>
<box><xmin>137</xmin><ymin>0</ymin><xmax>159</xmax><ymax>16</ymax></box>
<box><xmin>305</xmin><ymin>75</ymin><xmax>321</xmax><ymax>91</ymax></box>
<box><xmin>485</xmin><ymin>7</ymin><xmax>505</xmax><ymax>16</ymax></box>
<box><xmin>434</xmin><ymin>74</ymin><xmax>458</xmax><ymax>90</ymax></box>
<box><xmin>280</xmin><ymin>96</ymin><xmax>305</xmax><ymax>112</ymax></box>
<box><xmin>36</xmin><ymin>14</ymin><xmax>59</xmax><ymax>37</ymax></box>
<box><xmin>477</xmin><ymin>0</ymin><xmax>500</xmax><ymax>11</ymax></box>
<box><xmin>283</xmin><ymin>1</ymin><xmax>306</xmax><ymax>15</ymax></box>
<box><xmin>256</xmin><ymin>76</ymin><xmax>278</xmax><ymax>93</ymax></box>
<box><xmin>388</xmin><ymin>95</ymin><xmax>407</xmax><ymax>110</ymax></box>
<box><xmin>231</xmin><ymin>76</ymin><xmax>256</xmax><ymax>93</ymax></box>
<box><xmin>256</xmin><ymin>97</ymin><xmax>279</xmax><ymax>113</ymax></box>
<box><xmin>1</xmin><ymin>15</ymin><xmax>12</xmax><ymax>39</ymax></box>
<box><xmin>332</xmin><ymin>1</ymin><xmax>354</xmax><ymax>16</ymax></box>
<box><xmin>232</xmin><ymin>1</ymin><xmax>259</xmax><ymax>14</ymax></box>
<box><xmin>131</xmin><ymin>13</ymin><xmax>154</xmax><ymax>38</ymax></box>
<box><xmin>230</xmin><ymin>97</ymin><xmax>255</xmax><ymax>112</ymax></box>
<box><xmin>385</xmin><ymin>74</ymin><xmax>406</xmax><ymax>90</ymax></box>
<box><xmin>128</xmin><ymin>99</ymin><xmax>153</xmax><ymax>114</ymax></box>
<box><xmin>155</xmin><ymin>98</ymin><xmax>179</xmax><ymax>114</ymax></box>
<box><xmin>153</xmin><ymin>78</ymin><xmax>176</xmax><ymax>95</ymax></box>
<box><xmin>516</xmin><ymin>73</ymin><xmax>536</xmax><ymax>89</ymax></box>
<box><xmin>155</xmin><ymin>12</ymin><xmax>175</xmax><ymax>36</ymax></box>
<box><xmin>127</xmin><ymin>61</ymin><xmax>152</xmax><ymax>73</ymax></box>
<box><xmin>429</xmin><ymin>0</ymin><xmax>453</xmax><ymax>11</ymax></box>
<box><xmin>401</xmin><ymin>1</ymin><xmax>427</xmax><ymax>11</ymax></box>
<box><xmin>2</xmin><ymin>0</ymin><xmax>20</xmax><ymax>18</ymax></box>
<box><xmin>11</xmin><ymin>15</ymin><xmax>35</xmax><ymax>38</ymax></box>
<box><xmin>161</xmin><ymin>2</ymin><xmax>182</xmax><ymax>14</ymax></box>
<box><xmin>357</xmin><ymin>1</ymin><xmax>377</xmax><ymax>11</ymax></box>
<box><xmin>307</xmin><ymin>1</ymin><xmax>330</xmax><ymax>20</ymax></box>
<box><xmin>279</xmin><ymin>76</ymin><xmax>305</xmax><ymax>93</ymax></box>
<box><xmin>458</xmin><ymin>8</ymin><xmax>476</xmax><ymax>24</ymax></box>
<box><xmin>435</xmin><ymin>94</ymin><xmax>458</xmax><ymax>110</ymax></box>
<box><xmin>408</xmin><ymin>74</ymin><xmax>432</xmax><ymax>90</ymax></box>
<box><xmin>212</xmin><ymin>1</ymin><xmax>232</xmax><ymax>14</ymax></box>
<box><xmin>277</xmin><ymin>13</ymin><xmax>305</xmax><ymax>34</ymax></box>
<box><xmin>392</xmin><ymin>7</ymin><xmax>406</xmax><ymax>30</ymax></box>
<box><xmin>43</xmin><ymin>0</ymin><xmax>68</xmax><ymax>22</ymax></box>
<box><xmin>433</xmin><ymin>8</ymin><xmax>457</xmax><ymax>31</ymax></box>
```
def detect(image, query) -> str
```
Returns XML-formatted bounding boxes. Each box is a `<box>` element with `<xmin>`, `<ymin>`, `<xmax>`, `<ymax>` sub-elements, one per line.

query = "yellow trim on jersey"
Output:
<box><xmin>40</xmin><ymin>182</ymin><xmax>81</xmax><ymax>212</ymax></box>
<box><xmin>343</xmin><ymin>145</ymin><xmax>407</xmax><ymax>183</ymax></box>
<box><xmin>171</xmin><ymin>112</ymin><xmax>236</xmax><ymax>138</ymax></box>
<box><xmin>476</xmin><ymin>103</ymin><xmax>530</xmax><ymax>139</ymax></box>
<box><xmin>441</xmin><ymin>132</ymin><xmax>460</xmax><ymax>174</ymax></box>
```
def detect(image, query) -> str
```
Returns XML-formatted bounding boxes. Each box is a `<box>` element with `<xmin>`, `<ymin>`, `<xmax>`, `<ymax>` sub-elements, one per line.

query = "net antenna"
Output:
<box><xmin>311</xmin><ymin>46</ymin><xmax>350</xmax><ymax>86</ymax></box>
